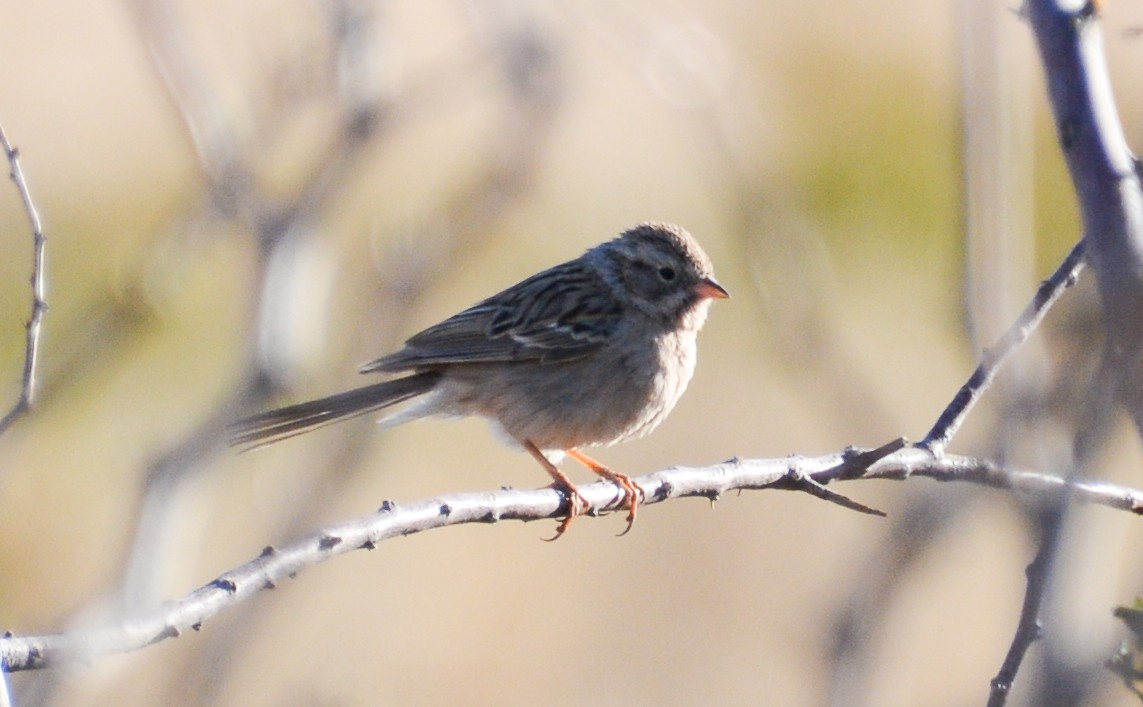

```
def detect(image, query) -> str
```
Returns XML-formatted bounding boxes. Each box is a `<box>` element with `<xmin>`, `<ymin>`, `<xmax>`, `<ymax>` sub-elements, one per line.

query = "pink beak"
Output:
<box><xmin>695</xmin><ymin>277</ymin><xmax>730</xmax><ymax>300</ymax></box>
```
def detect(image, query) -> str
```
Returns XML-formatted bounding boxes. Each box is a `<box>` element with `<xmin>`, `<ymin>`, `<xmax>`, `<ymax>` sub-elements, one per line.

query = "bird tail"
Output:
<box><xmin>230</xmin><ymin>372</ymin><xmax>441</xmax><ymax>447</ymax></box>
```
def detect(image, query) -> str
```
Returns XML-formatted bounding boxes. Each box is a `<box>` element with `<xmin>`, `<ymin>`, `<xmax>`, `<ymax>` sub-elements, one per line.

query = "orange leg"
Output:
<box><xmin>567</xmin><ymin>448</ymin><xmax>644</xmax><ymax>536</ymax></box>
<box><xmin>524</xmin><ymin>441</ymin><xmax>589</xmax><ymax>541</ymax></box>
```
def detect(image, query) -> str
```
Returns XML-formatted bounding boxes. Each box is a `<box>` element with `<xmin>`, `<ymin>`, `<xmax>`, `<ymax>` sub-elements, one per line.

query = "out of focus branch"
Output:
<box><xmin>0</xmin><ymin>122</ymin><xmax>48</xmax><ymax>439</ymax></box>
<box><xmin>116</xmin><ymin>0</ymin><xmax>392</xmax><ymax>612</ymax></box>
<box><xmin>978</xmin><ymin>1</ymin><xmax>1143</xmax><ymax>704</ymax></box>
<box><xmin>1029</xmin><ymin>0</ymin><xmax>1143</xmax><ymax>443</ymax></box>
<box><xmin>986</xmin><ymin>500</ymin><xmax>1066</xmax><ymax>707</ymax></box>
<box><xmin>160</xmin><ymin>13</ymin><xmax>567</xmax><ymax>704</ymax></box>
<box><xmin>3</xmin><ymin>446</ymin><xmax>1143</xmax><ymax>672</ymax></box>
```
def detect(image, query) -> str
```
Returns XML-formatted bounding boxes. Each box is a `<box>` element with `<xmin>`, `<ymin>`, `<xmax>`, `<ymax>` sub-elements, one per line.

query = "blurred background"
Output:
<box><xmin>2</xmin><ymin>1</ymin><xmax>1143</xmax><ymax>705</ymax></box>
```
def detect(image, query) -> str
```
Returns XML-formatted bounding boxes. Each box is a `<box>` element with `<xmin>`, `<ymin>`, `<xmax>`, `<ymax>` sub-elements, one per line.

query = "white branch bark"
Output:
<box><xmin>2</xmin><ymin>447</ymin><xmax>1141</xmax><ymax>672</ymax></box>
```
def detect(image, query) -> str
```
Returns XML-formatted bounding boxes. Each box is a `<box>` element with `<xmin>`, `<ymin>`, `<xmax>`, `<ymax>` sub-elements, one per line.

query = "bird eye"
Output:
<box><xmin>658</xmin><ymin>266</ymin><xmax>677</xmax><ymax>281</ymax></box>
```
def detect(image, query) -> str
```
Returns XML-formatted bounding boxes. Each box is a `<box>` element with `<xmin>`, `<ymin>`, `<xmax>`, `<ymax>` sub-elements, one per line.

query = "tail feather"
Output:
<box><xmin>231</xmin><ymin>372</ymin><xmax>441</xmax><ymax>447</ymax></box>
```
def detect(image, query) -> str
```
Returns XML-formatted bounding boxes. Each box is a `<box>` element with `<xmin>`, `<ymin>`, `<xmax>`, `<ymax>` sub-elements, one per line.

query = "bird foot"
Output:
<box><xmin>541</xmin><ymin>485</ymin><xmax>589</xmax><ymax>542</ymax></box>
<box><xmin>566</xmin><ymin>448</ymin><xmax>644</xmax><ymax>536</ymax></box>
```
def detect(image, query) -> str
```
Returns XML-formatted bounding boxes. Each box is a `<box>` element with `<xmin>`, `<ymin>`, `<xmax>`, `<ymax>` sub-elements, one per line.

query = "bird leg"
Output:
<box><xmin>567</xmin><ymin>448</ymin><xmax>644</xmax><ymax>536</ymax></box>
<box><xmin>524</xmin><ymin>441</ymin><xmax>589</xmax><ymax>541</ymax></box>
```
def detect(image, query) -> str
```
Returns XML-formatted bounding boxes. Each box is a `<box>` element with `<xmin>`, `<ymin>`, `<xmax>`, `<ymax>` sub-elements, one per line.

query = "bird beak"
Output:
<box><xmin>695</xmin><ymin>277</ymin><xmax>730</xmax><ymax>300</ymax></box>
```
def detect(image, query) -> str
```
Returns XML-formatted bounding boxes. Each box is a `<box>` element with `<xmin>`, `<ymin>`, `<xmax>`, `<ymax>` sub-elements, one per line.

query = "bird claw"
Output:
<box><xmin>564</xmin><ymin>448</ymin><xmax>645</xmax><ymax>537</ymax></box>
<box><xmin>614</xmin><ymin>479</ymin><xmax>645</xmax><ymax>537</ymax></box>
<box><xmin>541</xmin><ymin>486</ymin><xmax>589</xmax><ymax>542</ymax></box>
<box><xmin>542</xmin><ymin>515</ymin><xmax>574</xmax><ymax>542</ymax></box>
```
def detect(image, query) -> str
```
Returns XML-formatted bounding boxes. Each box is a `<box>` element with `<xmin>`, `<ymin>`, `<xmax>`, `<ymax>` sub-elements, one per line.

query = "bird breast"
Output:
<box><xmin>434</xmin><ymin>327</ymin><xmax>700</xmax><ymax>453</ymax></box>
<box><xmin>611</xmin><ymin>327</ymin><xmax>699</xmax><ymax>444</ymax></box>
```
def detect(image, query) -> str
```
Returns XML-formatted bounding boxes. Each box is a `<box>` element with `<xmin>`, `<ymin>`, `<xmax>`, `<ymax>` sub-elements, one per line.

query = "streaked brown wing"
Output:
<box><xmin>360</xmin><ymin>260</ymin><xmax>623</xmax><ymax>373</ymax></box>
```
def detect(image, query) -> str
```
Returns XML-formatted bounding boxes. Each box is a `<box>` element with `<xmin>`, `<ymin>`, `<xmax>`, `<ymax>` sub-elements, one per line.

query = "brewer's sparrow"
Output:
<box><xmin>232</xmin><ymin>222</ymin><xmax>728</xmax><ymax>538</ymax></box>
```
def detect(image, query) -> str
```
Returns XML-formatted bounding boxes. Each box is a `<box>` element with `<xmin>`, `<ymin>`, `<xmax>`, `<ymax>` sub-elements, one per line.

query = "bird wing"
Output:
<box><xmin>360</xmin><ymin>261</ymin><xmax>624</xmax><ymax>373</ymax></box>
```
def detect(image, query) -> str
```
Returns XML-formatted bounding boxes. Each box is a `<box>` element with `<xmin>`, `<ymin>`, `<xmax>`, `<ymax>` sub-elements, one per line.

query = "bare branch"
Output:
<box><xmin>843</xmin><ymin>450</ymin><xmax>1141</xmax><ymax>512</ymax></box>
<box><xmin>980</xmin><ymin>0</ymin><xmax>1143</xmax><ymax>702</ymax></box>
<box><xmin>987</xmin><ymin>502</ymin><xmax>1065</xmax><ymax>707</ymax></box>
<box><xmin>115</xmin><ymin>0</ymin><xmax>391</xmax><ymax>610</ymax></box>
<box><xmin>3</xmin><ymin>447</ymin><xmax>1142</xmax><ymax>672</ymax></box>
<box><xmin>0</xmin><ymin>121</ymin><xmax>48</xmax><ymax>439</ymax></box>
<box><xmin>1028</xmin><ymin>0</ymin><xmax>1143</xmax><ymax>439</ymax></box>
<box><xmin>919</xmin><ymin>239</ymin><xmax>1087</xmax><ymax>455</ymax></box>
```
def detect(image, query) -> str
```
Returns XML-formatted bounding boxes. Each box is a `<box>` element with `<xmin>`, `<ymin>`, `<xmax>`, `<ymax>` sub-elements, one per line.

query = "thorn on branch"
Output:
<box><xmin>775</xmin><ymin>467</ymin><xmax>887</xmax><ymax>518</ymax></box>
<box><xmin>827</xmin><ymin>438</ymin><xmax>908</xmax><ymax>481</ymax></box>
<box><xmin>318</xmin><ymin>535</ymin><xmax>342</xmax><ymax>550</ymax></box>
<box><xmin>146</xmin><ymin>625</ymin><xmax>180</xmax><ymax>646</ymax></box>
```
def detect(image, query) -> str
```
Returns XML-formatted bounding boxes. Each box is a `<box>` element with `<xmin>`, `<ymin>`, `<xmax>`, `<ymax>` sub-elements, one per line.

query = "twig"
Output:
<box><xmin>986</xmin><ymin>499</ymin><xmax>1067</xmax><ymax>707</ymax></box>
<box><xmin>918</xmin><ymin>239</ymin><xmax>1086</xmax><ymax>456</ymax></box>
<box><xmin>826</xmin><ymin>437</ymin><xmax>909</xmax><ymax>481</ymax></box>
<box><xmin>3</xmin><ymin>447</ymin><xmax>1143</xmax><ymax>672</ymax></box>
<box><xmin>0</xmin><ymin>121</ymin><xmax>48</xmax><ymax>438</ymax></box>
<box><xmin>769</xmin><ymin>468</ymin><xmax>886</xmax><ymax>517</ymax></box>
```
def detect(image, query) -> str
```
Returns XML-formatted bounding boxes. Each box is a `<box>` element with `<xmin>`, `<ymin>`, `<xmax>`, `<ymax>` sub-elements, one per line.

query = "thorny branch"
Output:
<box><xmin>0</xmin><ymin>121</ymin><xmax>48</xmax><ymax>439</ymax></box>
<box><xmin>3</xmin><ymin>447</ymin><xmax>1143</xmax><ymax>672</ymax></box>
